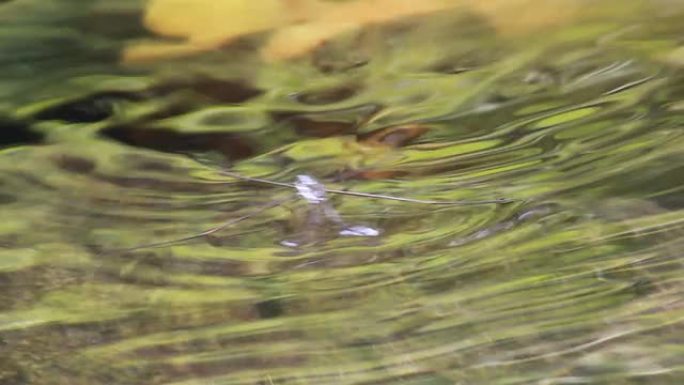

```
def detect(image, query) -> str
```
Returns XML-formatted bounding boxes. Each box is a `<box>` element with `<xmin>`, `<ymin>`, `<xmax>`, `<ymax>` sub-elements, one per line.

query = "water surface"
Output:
<box><xmin>1</xmin><ymin>2</ymin><xmax>684</xmax><ymax>385</ymax></box>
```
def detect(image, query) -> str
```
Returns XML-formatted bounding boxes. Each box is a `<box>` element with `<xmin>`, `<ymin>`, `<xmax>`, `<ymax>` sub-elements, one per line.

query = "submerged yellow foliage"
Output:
<box><xmin>123</xmin><ymin>0</ymin><xmax>583</xmax><ymax>63</ymax></box>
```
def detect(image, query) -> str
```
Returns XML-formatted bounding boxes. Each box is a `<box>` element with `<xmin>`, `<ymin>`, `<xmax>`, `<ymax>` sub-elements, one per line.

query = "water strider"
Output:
<box><xmin>108</xmin><ymin>168</ymin><xmax>516</xmax><ymax>252</ymax></box>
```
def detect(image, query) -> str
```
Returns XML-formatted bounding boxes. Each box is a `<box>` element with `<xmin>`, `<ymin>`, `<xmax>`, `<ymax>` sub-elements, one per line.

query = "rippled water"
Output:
<box><xmin>2</xmin><ymin>2</ymin><xmax>684</xmax><ymax>385</ymax></box>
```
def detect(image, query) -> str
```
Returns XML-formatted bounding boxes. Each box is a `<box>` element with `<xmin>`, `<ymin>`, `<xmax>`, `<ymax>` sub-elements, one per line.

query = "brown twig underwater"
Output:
<box><xmin>188</xmin><ymin>151</ymin><xmax>517</xmax><ymax>205</ymax></box>
<box><xmin>103</xmin><ymin>164</ymin><xmax>517</xmax><ymax>253</ymax></box>
<box><xmin>217</xmin><ymin>170</ymin><xmax>516</xmax><ymax>206</ymax></box>
<box><xmin>103</xmin><ymin>197</ymin><xmax>296</xmax><ymax>253</ymax></box>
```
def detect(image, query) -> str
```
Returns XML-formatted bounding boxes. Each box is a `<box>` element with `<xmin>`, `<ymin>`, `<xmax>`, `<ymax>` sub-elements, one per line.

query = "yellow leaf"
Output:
<box><xmin>124</xmin><ymin>0</ymin><xmax>588</xmax><ymax>63</ymax></box>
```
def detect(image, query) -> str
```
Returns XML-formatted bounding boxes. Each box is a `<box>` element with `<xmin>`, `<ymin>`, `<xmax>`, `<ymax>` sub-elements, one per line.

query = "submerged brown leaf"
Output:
<box><xmin>358</xmin><ymin>124</ymin><xmax>430</xmax><ymax>148</ymax></box>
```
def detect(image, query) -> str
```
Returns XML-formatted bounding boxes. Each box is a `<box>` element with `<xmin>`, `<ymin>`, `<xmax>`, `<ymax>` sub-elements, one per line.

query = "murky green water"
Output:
<box><xmin>2</xmin><ymin>1</ymin><xmax>684</xmax><ymax>385</ymax></box>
